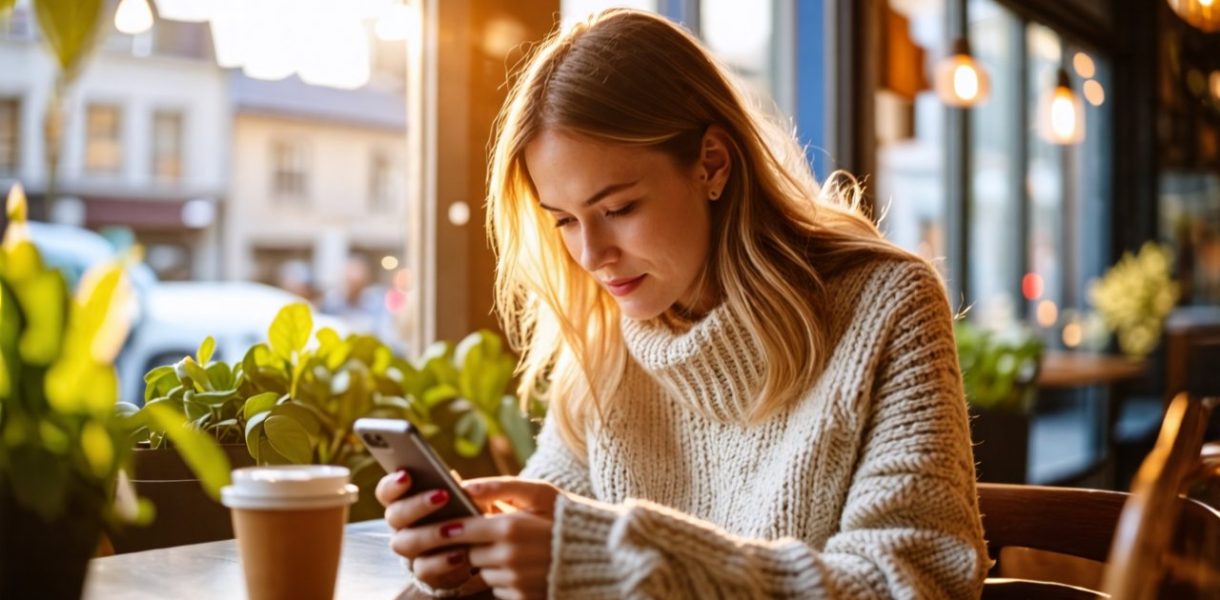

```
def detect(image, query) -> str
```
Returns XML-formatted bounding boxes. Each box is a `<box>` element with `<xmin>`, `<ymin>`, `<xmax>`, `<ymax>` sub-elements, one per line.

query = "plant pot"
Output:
<box><xmin>970</xmin><ymin>406</ymin><xmax>1031</xmax><ymax>484</ymax></box>
<box><xmin>1</xmin><ymin>480</ymin><xmax>106</xmax><ymax>600</ymax></box>
<box><xmin>108</xmin><ymin>443</ymin><xmax>255</xmax><ymax>553</ymax></box>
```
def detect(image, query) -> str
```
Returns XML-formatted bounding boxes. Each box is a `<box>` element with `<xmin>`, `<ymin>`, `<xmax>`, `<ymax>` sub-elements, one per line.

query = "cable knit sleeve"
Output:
<box><xmin>542</xmin><ymin>262</ymin><xmax>989</xmax><ymax>599</ymax></box>
<box><xmin>518</xmin><ymin>413</ymin><xmax>595</xmax><ymax>498</ymax></box>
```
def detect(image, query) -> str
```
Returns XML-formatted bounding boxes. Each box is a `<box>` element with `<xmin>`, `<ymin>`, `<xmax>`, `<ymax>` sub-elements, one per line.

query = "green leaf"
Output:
<box><xmin>268</xmin><ymin>302</ymin><xmax>312</xmax><ymax>361</ymax></box>
<box><xmin>197</xmin><ymin>336</ymin><xmax>215</xmax><ymax>365</ymax></box>
<box><xmin>498</xmin><ymin>397</ymin><xmax>536</xmax><ymax>465</ymax></box>
<box><xmin>191</xmin><ymin>389</ymin><xmax>238</xmax><ymax>407</ymax></box>
<box><xmin>423</xmin><ymin>383</ymin><xmax>459</xmax><ymax>407</ymax></box>
<box><xmin>264</xmin><ymin>415</ymin><xmax>313</xmax><ymax>464</ymax></box>
<box><xmin>73</xmin><ymin>262</ymin><xmax>133</xmax><ymax>365</ymax></box>
<box><xmin>243</xmin><ymin>391</ymin><xmax>279</xmax><ymax>420</ymax></box>
<box><xmin>32</xmin><ymin>0</ymin><xmax>107</xmax><ymax>72</ymax></box>
<box><xmin>176</xmin><ymin>356</ymin><xmax>213</xmax><ymax>392</ymax></box>
<box><xmin>316</xmin><ymin>327</ymin><xmax>341</xmax><ymax>353</ymax></box>
<box><xmin>270</xmin><ymin>402</ymin><xmax>321</xmax><ymax>440</ymax></box>
<box><xmin>453</xmin><ymin>411</ymin><xmax>487</xmax><ymax>458</ymax></box>
<box><xmin>143</xmin><ymin>364</ymin><xmax>175</xmax><ymax>384</ymax></box>
<box><xmin>205</xmin><ymin>361</ymin><xmax>234</xmax><ymax>391</ymax></box>
<box><xmin>80</xmin><ymin>420</ymin><xmax>113</xmax><ymax>477</ymax></box>
<box><xmin>143</xmin><ymin>403</ymin><xmax>231</xmax><ymax>501</ymax></box>
<box><xmin>15</xmin><ymin>270</ymin><xmax>65</xmax><ymax>365</ymax></box>
<box><xmin>245</xmin><ymin>410</ymin><xmax>271</xmax><ymax>462</ymax></box>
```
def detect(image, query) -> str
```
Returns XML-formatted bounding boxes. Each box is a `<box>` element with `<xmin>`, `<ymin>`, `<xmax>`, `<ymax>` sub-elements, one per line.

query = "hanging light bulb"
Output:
<box><xmin>1167</xmin><ymin>0</ymin><xmax>1220</xmax><ymax>33</ymax></box>
<box><xmin>1038</xmin><ymin>68</ymin><xmax>1085</xmax><ymax>145</ymax></box>
<box><xmin>934</xmin><ymin>37</ymin><xmax>990</xmax><ymax>107</ymax></box>
<box><xmin>115</xmin><ymin>0</ymin><xmax>154</xmax><ymax>35</ymax></box>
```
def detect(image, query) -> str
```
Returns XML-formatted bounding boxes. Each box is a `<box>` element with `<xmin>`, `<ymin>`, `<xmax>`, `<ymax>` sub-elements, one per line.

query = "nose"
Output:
<box><xmin>576</xmin><ymin>222</ymin><xmax>618</xmax><ymax>272</ymax></box>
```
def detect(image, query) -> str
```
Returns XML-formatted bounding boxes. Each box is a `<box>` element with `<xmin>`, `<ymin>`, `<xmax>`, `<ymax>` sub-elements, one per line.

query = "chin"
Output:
<box><xmin>614</xmin><ymin>297</ymin><xmax>670</xmax><ymax>321</ymax></box>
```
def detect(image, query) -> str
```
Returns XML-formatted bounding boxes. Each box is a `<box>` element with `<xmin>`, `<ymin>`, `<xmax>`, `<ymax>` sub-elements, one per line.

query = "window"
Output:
<box><xmin>85</xmin><ymin>104</ymin><xmax>123</xmax><ymax>174</ymax></box>
<box><xmin>0</xmin><ymin>98</ymin><xmax>18</xmax><ymax>174</ymax></box>
<box><xmin>151</xmin><ymin>111</ymin><xmax>183</xmax><ymax>182</ymax></box>
<box><xmin>368</xmin><ymin>150</ymin><xmax>394</xmax><ymax>212</ymax></box>
<box><xmin>271</xmin><ymin>140</ymin><xmax>309</xmax><ymax>200</ymax></box>
<box><xmin>0</xmin><ymin>0</ymin><xmax>33</xmax><ymax>40</ymax></box>
<box><xmin>875</xmin><ymin>1</ymin><xmax>948</xmax><ymax>268</ymax></box>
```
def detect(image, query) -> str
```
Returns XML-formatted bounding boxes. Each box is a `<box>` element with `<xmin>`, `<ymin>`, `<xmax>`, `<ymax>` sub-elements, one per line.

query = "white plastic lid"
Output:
<box><xmin>221</xmin><ymin>465</ymin><xmax>359</xmax><ymax>510</ymax></box>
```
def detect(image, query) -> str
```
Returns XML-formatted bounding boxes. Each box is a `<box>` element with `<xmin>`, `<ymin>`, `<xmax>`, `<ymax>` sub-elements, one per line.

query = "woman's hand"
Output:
<box><xmin>375</xmin><ymin>469</ymin><xmax>480</xmax><ymax>591</ymax></box>
<box><xmin>377</xmin><ymin>472</ymin><xmax>560</xmax><ymax>600</ymax></box>
<box><xmin>458</xmin><ymin>477</ymin><xmax>559</xmax><ymax>600</ymax></box>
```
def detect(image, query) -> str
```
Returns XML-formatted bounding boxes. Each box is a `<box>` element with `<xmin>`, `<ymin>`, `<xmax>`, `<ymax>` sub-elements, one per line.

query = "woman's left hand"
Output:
<box><xmin>392</xmin><ymin>477</ymin><xmax>560</xmax><ymax>600</ymax></box>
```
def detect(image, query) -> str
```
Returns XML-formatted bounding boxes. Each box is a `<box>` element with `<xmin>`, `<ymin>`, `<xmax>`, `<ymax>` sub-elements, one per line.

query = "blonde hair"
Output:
<box><xmin>487</xmin><ymin>9</ymin><xmax>915</xmax><ymax>457</ymax></box>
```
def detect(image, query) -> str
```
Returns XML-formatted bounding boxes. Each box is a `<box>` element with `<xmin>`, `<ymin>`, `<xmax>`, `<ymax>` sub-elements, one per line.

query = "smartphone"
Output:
<box><xmin>354</xmin><ymin>418</ymin><xmax>482</xmax><ymax>525</ymax></box>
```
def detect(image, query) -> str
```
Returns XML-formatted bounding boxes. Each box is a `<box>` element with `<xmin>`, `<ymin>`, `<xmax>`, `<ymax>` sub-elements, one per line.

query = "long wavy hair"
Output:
<box><xmin>487</xmin><ymin>9</ymin><xmax>916</xmax><ymax>457</ymax></box>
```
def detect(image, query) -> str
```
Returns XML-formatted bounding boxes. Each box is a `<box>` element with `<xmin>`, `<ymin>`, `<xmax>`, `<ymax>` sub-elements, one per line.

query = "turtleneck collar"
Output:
<box><xmin>620</xmin><ymin>303</ymin><xmax>766</xmax><ymax>423</ymax></box>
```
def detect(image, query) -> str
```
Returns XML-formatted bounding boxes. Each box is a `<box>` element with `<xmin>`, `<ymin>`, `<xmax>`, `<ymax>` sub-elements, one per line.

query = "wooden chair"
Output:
<box><xmin>979</xmin><ymin>393</ymin><xmax>1220</xmax><ymax>600</ymax></box>
<box><xmin>1102</xmin><ymin>393</ymin><xmax>1220</xmax><ymax>600</ymax></box>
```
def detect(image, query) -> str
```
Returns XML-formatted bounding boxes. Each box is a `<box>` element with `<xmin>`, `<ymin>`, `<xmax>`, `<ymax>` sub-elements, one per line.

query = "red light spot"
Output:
<box><xmin>384</xmin><ymin>289</ymin><xmax>406</xmax><ymax>313</ymax></box>
<box><xmin>1022</xmin><ymin>273</ymin><xmax>1044</xmax><ymax>301</ymax></box>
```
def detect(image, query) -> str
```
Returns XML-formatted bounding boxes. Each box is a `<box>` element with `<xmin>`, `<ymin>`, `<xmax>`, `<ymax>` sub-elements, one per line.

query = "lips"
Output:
<box><xmin>603</xmin><ymin>274</ymin><xmax>645</xmax><ymax>297</ymax></box>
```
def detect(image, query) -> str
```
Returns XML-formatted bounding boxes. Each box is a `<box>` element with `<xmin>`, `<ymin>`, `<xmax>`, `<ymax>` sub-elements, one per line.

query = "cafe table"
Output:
<box><xmin>84</xmin><ymin>520</ymin><xmax>493</xmax><ymax>599</ymax></box>
<box><xmin>1035</xmin><ymin>350</ymin><xmax>1148</xmax><ymax>487</ymax></box>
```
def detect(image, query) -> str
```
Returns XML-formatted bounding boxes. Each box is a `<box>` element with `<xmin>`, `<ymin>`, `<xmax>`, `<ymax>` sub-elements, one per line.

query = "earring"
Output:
<box><xmin>709</xmin><ymin>189</ymin><xmax>721</xmax><ymax>200</ymax></box>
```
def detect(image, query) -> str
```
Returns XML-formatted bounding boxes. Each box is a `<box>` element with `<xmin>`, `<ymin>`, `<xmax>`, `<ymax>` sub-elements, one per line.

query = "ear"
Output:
<box><xmin>697</xmin><ymin>125</ymin><xmax>732</xmax><ymax>201</ymax></box>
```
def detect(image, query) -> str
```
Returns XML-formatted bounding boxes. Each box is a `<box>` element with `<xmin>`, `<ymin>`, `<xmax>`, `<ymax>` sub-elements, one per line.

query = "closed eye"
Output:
<box><xmin>605</xmin><ymin>202</ymin><xmax>636</xmax><ymax>218</ymax></box>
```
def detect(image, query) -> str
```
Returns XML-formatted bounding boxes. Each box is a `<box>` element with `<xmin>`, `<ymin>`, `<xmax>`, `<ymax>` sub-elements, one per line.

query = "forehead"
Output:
<box><xmin>523</xmin><ymin>129</ymin><xmax>676</xmax><ymax>207</ymax></box>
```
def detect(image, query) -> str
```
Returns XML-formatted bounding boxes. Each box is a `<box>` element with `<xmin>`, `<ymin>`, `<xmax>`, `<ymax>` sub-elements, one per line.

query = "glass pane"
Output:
<box><xmin>876</xmin><ymin>0</ymin><xmax>947</xmax><ymax>268</ymax></box>
<box><xmin>560</xmin><ymin>0</ymin><xmax>657</xmax><ymax>29</ymax></box>
<box><xmin>967</xmin><ymin>0</ymin><xmax>1019</xmax><ymax>328</ymax></box>
<box><xmin>1026</xmin><ymin>23</ymin><xmax>1065</xmax><ymax>331</ymax></box>
<box><xmin>1068</xmin><ymin>45</ymin><xmax>1112</xmax><ymax>318</ymax></box>
<box><xmin>701</xmin><ymin>0</ymin><xmax>774</xmax><ymax>99</ymax></box>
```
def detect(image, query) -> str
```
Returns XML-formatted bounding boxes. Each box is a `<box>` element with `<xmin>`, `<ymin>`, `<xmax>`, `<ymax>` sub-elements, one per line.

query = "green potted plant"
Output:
<box><xmin>416</xmin><ymin>330</ymin><xmax>541</xmax><ymax>476</ymax></box>
<box><xmin>955</xmin><ymin>320</ymin><xmax>1044</xmax><ymax>483</ymax></box>
<box><xmin>0</xmin><ymin>186</ymin><xmax>230</xmax><ymax>598</ymax></box>
<box><xmin>102</xmin><ymin>336</ymin><xmax>257</xmax><ymax>553</ymax></box>
<box><xmin>141</xmin><ymin>303</ymin><xmax>442</xmax><ymax>521</ymax></box>
<box><xmin>1089</xmin><ymin>241</ymin><xmax>1181</xmax><ymax>359</ymax></box>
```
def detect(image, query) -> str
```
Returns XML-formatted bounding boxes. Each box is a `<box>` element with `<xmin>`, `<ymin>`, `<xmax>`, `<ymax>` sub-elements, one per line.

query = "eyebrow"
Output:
<box><xmin>538</xmin><ymin>179</ymin><xmax>639</xmax><ymax>212</ymax></box>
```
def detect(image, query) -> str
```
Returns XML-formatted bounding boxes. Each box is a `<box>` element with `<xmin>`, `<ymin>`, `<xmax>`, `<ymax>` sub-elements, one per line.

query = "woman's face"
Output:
<box><xmin>524</xmin><ymin>128</ymin><xmax>730</xmax><ymax>320</ymax></box>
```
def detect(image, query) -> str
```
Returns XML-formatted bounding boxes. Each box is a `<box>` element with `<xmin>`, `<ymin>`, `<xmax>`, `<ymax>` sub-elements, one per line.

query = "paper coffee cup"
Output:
<box><xmin>221</xmin><ymin>466</ymin><xmax>358</xmax><ymax>600</ymax></box>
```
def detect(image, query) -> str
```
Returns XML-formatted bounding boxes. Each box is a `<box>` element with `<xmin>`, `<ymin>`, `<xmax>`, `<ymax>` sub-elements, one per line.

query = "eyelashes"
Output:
<box><xmin>553</xmin><ymin>202</ymin><xmax>637</xmax><ymax>228</ymax></box>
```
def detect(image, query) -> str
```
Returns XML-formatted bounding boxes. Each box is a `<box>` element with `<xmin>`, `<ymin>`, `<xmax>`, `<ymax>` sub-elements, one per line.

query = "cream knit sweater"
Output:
<box><xmin>514</xmin><ymin>258</ymin><xmax>989</xmax><ymax>599</ymax></box>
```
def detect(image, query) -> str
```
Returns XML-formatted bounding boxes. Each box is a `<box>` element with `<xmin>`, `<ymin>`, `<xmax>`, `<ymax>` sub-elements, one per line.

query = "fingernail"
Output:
<box><xmin>395</xmin><ymin>469</ymin><xmax>409</xmax><ymax>484</ymax></box>
<box><xmin>429</xmin><ymin>490</ymin><xmax>449</xmax><ymax>505</ymax></box>
<box><xmin>440</xmin><ymin>523</ymin><xmax>463</xmax><ymax>538</ymax></box>
<box><xmin>447</xmin><ymin>551</ymin><xmax>464</xmax><ymax>565</ymax></box>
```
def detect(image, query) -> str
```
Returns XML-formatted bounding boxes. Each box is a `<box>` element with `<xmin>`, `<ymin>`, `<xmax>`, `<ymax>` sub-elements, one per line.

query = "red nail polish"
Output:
<box><xmin>440</xmin><ymin>523</ymin><xmax>463</xmax><ymax>538</ymax></box>
<box><xmin>429</xmin><ymin>490</ymin><xmax>449</xmax><ymax>505</ymax></box>
<box><xmin>447</xmin><ymin>551</ymin><xmax>464</xmax><ymax>565</ymax></box>
<box><xmin>395</xmin><ymin>469</ymin><xmax>409</xmax><ymax>484</ymax></box>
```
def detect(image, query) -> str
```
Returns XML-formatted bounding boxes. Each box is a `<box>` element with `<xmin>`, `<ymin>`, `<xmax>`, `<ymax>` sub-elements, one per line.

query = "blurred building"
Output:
<box><xmin>221</xmin><ymin>70</ymin><xmax>407</xmax><ymax>297</ymax></box>
<box><xmin>0</xmin><ymin>4</ymin><xmax>229</xmax><ymax>281</ymax></box>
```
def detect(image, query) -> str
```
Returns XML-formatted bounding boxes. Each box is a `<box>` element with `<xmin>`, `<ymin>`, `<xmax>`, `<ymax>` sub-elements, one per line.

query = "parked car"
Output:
<box><xmin>27</xmin><ymin>222</ymin><xmax>343</xmax><ymax>405</ymax></box>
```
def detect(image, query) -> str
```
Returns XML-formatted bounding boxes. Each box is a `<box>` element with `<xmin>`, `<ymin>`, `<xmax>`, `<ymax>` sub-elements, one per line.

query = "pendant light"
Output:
<box><xmin>1038</xmin><ymin>68</ymin><xmax>1085</xmax><ymax>145</ymax></box>
<box><xmin>114</xmin><ymin>0</ymin><xmax>154</xmax><ymax>35</ymax></box>
<box><xmin>1167</xmin><ymin>0</ymin><xmax>1220</xmax><ymax>33</ymax></box>
<box><xmin>934</xmin><ymin>37</ymin><xmax>990</xmax><ymax>107</ymax></box>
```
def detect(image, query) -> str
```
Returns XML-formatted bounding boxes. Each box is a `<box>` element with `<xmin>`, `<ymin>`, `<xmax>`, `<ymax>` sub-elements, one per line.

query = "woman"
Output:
<box><xmin>377</xmin><ymin>9</ymin><xmax>988</xmax><ymax>599</ymax></box>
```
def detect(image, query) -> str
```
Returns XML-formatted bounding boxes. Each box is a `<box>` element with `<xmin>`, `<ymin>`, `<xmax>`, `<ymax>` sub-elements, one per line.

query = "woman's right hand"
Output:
<box><xmin>375</xmin><ymin>469</ymin><xmax>477</xmax><ymax>592</ymax></box>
